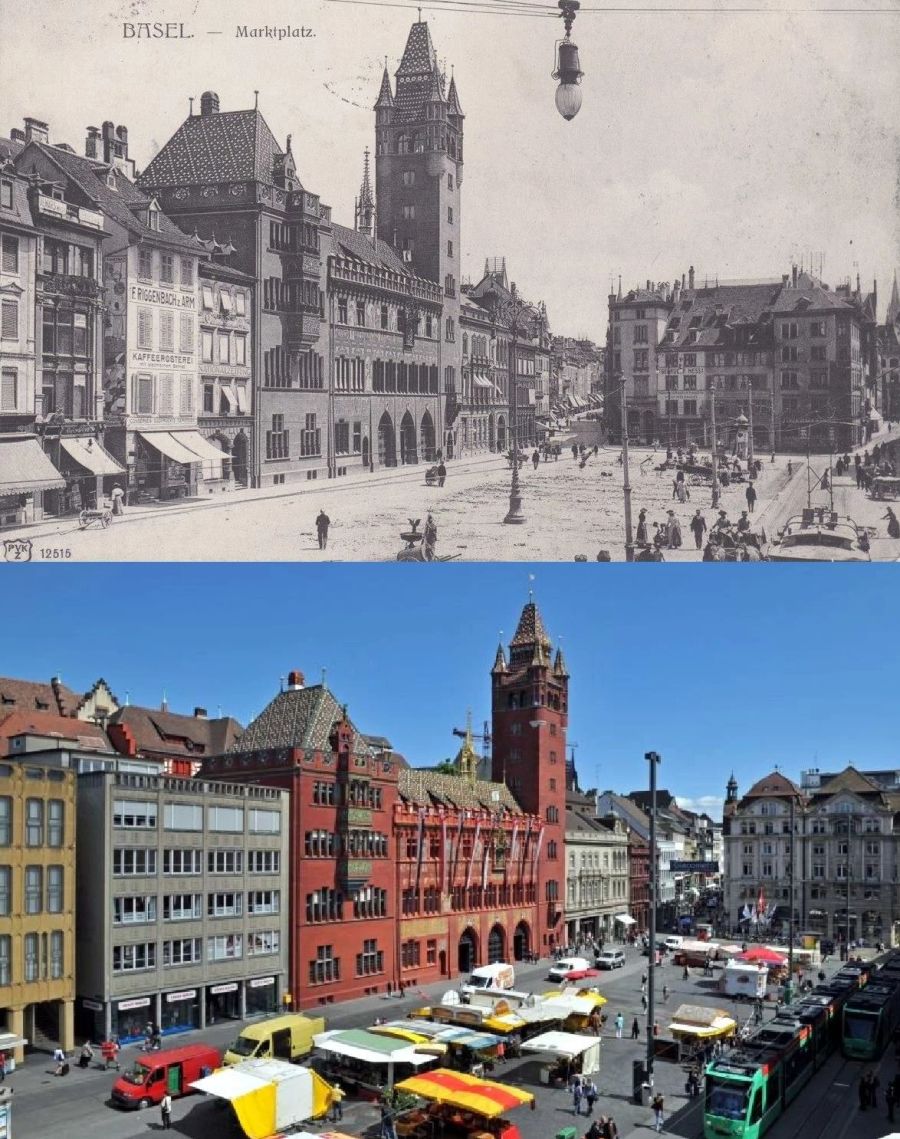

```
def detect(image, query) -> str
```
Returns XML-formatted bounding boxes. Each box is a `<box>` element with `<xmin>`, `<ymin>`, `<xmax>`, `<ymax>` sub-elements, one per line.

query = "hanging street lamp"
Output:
<box><xmin>552</xmin><ymin>1</ymin><xmax>584</xmax><ymax>121</ymax></box>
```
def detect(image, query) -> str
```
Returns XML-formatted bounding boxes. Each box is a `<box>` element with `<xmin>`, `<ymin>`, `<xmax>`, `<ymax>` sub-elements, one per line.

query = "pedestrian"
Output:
<box><xmin>614</xmin><ymin>1012</ymin><xmax>624</xmax><ymax>1039</ymax></box>
<box><xmin>883</xmin><ymin>507</ymin><xmax>900</xmax><ymax>538</ymax></box>
<box><xmin>887</xmin><ymin>1076</ymin><xmax>897</xmax><ymax>1123</ymax></box>
<box><xmin>111</xmin><ymin>483</ymin><xmax>125</xmax><ymax>515</ymax></box>
<box><xmin>160</xmin><ymin>1091</ymin><xmax>172</xmax><ymax>1130</ymax></box>
<box><xmin>423</xmin><ymin>512</ymin><xmax>438</xmax><ymax>560</ymax></box>
<box><xmin>53</xmin><ymin>1046</ymin><xmax>68</xmax><ymax>1076</ymax></box>
<box><xmin>0</xmin><ymin>1049</ymin><xmax>6</xmax><ymax>1083</ymax></box>
<box><xmin>746</xmin><ymin>481</ymin><xmax>757</xmax><ymax>512</ymax></box>
<box><xmin>437</xmin><ymin>460</ymin><xmax>447</xmax><ymax>487</ymax></box>
<box><xmin>532</xmin><ymin>449</ymin><xmax>540</xmax><ymax>470</ymax></box>
<box><xmin>331</xmin><ymin>1080</ymin><xmax>344</xmax><ymax>1121</ymax></box>
<box><xmin>636</xmin><ymin>509</ymin><xmax>648</xmax><ymax>546</ymax></box>
<box><xmin>572</xmin><ymin>1076</ymin><xmax>584</xmax><ymax>1115</ymax></box>
<box><xmin>585</xmin><ymin>1079</ymin><xmax>598</xmax><ymax>1115</ymax></box>
<box><xmin>737</xmin><ymin>509</ymin><xmax>751</xmax><ymax>533</ymax></box>
<box><xmin>689</xmin><ymin>509</ymin><xmax>707</xmax><ymax>549</ymax></box>
<box><xmin>665</xmin><ymin>510</ymin><xmax>682</xmax><ymax>549</ymax></box>
<box><xmin>869</xmin><ymin>1070</ymin><xmax>880</xmax><ymax>1107</ymax></box>
<box><xmin>682</xmin><ymin>964</ymin><xmax>690</xmax><ymax>981</ymax></box>
<box><xmin>315</xmin><ymin>508</ymin><xmax>330</xmax><ymax>549</ymax></box>
<box><xmin>859</xmin><ymin>1072</ymin><xmax>869</xmax><ymax>1111</ymax></box>
<box><xmin>380</xmin><ymin>1098</ymin><xmax>397</xmax><ymax>1139</ymax></box>
<box><xmin>631</xmin><ymin>1017</ymin><xmax>640</xmax><ymax>1040</ymax></box>
<box><xmin>662</xmin><ymin>985</ymin><xmax>669</xmax><ymax>1002</ymax></box>
<box><xmin>652</xmin><ymin>1092</ymin><xmax>665</xmax><ymax>1133</ymax></box>
<box><xmin>585</xmin><ymin>1120</ymin><xmax>602</xmax><ymax>1139</ymax></box>
<box><xmin>78</xmin><ymin>1041</ymin><xmax>94</xmax><ymax>1069</ymax></box>
<box><xmin>641</xmin><ymin>993</ymin><xmax>648</xmax><ymax>1012</ymax></box>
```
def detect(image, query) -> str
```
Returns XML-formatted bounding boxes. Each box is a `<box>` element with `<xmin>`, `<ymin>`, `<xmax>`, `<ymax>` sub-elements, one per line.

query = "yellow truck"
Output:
<box><xmin>223</xmin><ymin>1014</ymin><xmax>325</xmax><ymax>1066</ymax></box>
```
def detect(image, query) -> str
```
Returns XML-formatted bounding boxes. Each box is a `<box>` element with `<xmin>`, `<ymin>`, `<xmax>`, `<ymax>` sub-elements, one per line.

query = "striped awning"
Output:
<box><xmin>0</xmin><ymin>435</ymin><xmax>65</xmax><ymax>495</ymax></box>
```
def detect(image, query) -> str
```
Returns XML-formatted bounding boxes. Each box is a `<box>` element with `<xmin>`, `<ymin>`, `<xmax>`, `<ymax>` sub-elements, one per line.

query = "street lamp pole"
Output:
<box><xmin>645</xmin><ymin>750</ymin><xmax>660</xmax><ymax>1094</ymax></box>
<box><xmin>787</xmin><ymin>794</ymin><xmax>795</xmax><ymax>1000</ymax></box>
<box><xmin>710</xmin><ymin>380</ymin><xmax>720</xmax><ymax>508</ymax></box>
<box><xmin>619</xmin><ymin>375</ymin><xmax>634</xmax><ymax>562</ymax></box>
<box><xmin>503</xmin><ymin>286</ymin><xmax>525</xmax><ymax>525</ymax></box>
<box><xmin>746</xmin><ymin>377</ymin><xmax>755</xmax><ymax>470</ymax></box>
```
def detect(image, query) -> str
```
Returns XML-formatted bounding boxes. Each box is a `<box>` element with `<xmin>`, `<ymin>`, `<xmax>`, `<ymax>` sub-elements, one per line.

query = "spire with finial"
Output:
<box><xmin>355</xmin><ymin>148</ymin><xmax>375</xmax><ymax>236</ymax></box>
<box><xmin>491</xmin><ymin>636</ymin><xmax>508</xmax><ymax>675</ymax></box>
<box><xmin>887</xmin><ymin>270</ymin><xmax>900</xmax><ymax>326</ymax></box>
<box><xmin>617</xmin><ymin>275</ymin><xmax>622</xmax><ymax>301</ymax></box>
<box><xmin>375</xmin><ymin>63</ymin><xmax>394</xmax><ymax>110</ymax></box>
<box><xmin>553</xmin><ymin>643</ymin><xmax>569</xmax><ymax>678</ymax></box>
<box><xmin>726</xmin><ymin>772</ymin><xmax>738</xmax><ymax>802</ymax></box>
<box><xmin>447</xmin><ymin>67</ymin><xmax>463</xmax><ymax>117</ymax></box>
<box><xmin>457</xmin><ymin>710</ymin><xmax>478</xmax><ymax>784</ymax></box>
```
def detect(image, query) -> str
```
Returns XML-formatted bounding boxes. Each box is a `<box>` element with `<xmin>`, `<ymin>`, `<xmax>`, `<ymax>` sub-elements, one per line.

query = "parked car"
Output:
<box><xmin>595</xmin><ymin>950</ymin><xmax>626</xmax><ymax>970</ymax></box>
<box><xmin>548</xmin><ymin>956</ymin><xmax>591</xmax><ymax>981</ymax></box>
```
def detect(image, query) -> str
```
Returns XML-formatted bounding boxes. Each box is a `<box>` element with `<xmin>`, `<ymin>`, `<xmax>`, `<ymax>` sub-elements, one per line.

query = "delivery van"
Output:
<box><xmin>547</xmin><ymin>956</ymin><xmax>591</xmax><ymax>982</ymax></box>
<box><xmin>223</xmin><ymin>1013</ymin><xmax>325</xmax><ymax>1067</ymax></box>
<box><xmin>461</xmin><ymin>963</ymin><xmax>516</xmax><ymax>996</ymax></box>
<box><xmin>111</xmin><ymin>1043</ymin><xmax>221</xmax><ymax>1110</ymax></box>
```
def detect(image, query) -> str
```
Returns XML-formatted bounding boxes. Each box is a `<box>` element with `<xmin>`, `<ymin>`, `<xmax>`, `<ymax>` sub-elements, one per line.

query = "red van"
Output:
<box><xmin>111</xmin><ymin>1043</ymin><xmax>221</xmax><ymax>1110</ymax></box>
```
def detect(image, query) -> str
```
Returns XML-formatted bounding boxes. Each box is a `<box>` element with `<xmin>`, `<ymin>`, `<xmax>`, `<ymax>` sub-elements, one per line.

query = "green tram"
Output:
<box><xmin>703</xmin><ymin>986</ymin><xmax>854</xmax><ymax>1139</ymax></box>
<box><xmin>841</xmin><ymin>981</ymin><xmax>900</xmax><ymax>1060</ymax></box>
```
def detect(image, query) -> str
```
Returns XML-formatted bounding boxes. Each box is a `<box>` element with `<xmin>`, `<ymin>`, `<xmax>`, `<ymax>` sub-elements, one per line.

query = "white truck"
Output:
<box><xmin>720</xmin><ymin>960</ymin><xmax>768</xmax><ymax>1000</ymax></box>
<box><xmin>461</xmin><ymin>962</ymin><xmax>516</xmax><ymax>997</ymax></box>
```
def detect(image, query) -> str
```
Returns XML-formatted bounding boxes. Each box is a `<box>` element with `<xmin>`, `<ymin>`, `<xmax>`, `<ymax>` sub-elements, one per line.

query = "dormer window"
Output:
<box><xmin>0</xmin><ymin>181</ymin><xmax>12</xmax><ymax>209</ymax></box>
<box><xmin>147</xmin><ymin>203</ymin><xmax>160</xmax><ymax>231</ymax></box>
<box><xmin>107</xmin><ymin>171</ymin><xmax>117</xmax><ymax>190</ymax></box>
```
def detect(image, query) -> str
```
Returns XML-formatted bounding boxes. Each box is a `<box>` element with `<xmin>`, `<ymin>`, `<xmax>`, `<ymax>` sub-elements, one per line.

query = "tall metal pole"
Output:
<box><xmin>710</xmin><ymin>382</ymin><xmax>720</xmax><ymax>508</ymax></box>
<box><xmin>619</xmin><ymin>375</ymin><xmax>634</xmax><ymax>562</ymax></box>
<box><xmin>787</xmin><ymin>795</ymin><xmax>795</xmax><ymax>999</ymax></box>
<box><xmin>504</xmin><ymin>289</ymin><xmax>525</xmax><ymax>525</ymax></box>
<box><xmin>747</xmin><ymin>378</ymin><xmax>755</xmax><ymax>470</ymax></box>
<box><xmin>645</xmin><ymin>751</ymin><xmax>660</xmax><ymax>1093</ymax></box>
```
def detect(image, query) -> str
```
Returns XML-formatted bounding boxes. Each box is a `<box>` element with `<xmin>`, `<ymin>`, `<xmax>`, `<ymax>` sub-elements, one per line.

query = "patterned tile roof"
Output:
<box><xmin>392</xmin><ymin>22</ymin><xmax>445</xmax><ymax>124</ymax></box>
<box><xmin>231</xmin><ymin>684</ymin><xmax>373</xmax><ymax>757</ymax></box>
<box><xmin>663</xmin><ymin>283</ymin><xmax>782</xmax><ymax>348</ymax></box>
<box><xmin>108</xmin><ymin>705</ymin><xmax>243</xmax><ymax>758</ymax></box>
<box><xmin>139</xmin><ymin>109</ymin><xmax>284</xmax><ymax>187</ymax></box>
<box><xmin>510</xmin><ymin>601</ymin><xmax>551</xmax><ymax>649</ymax></box>
<box><xmin>399</xmin><ymin>767</ymin><xmax>522</xmax><ymax>813</ymax></box>
<box><xmin>21</xmin><ymin>142</ymin><xmax>198</xmax><ymax>251</ymax></box>
<box><xmin>773</xmin><ymin>273</ymin><xmax>857</xmax><ymax>314</ymax></box>
<box><xmin>331</xmin><ymin>222</ymin><xmax>407</xmax><ymax>275</ymax></box>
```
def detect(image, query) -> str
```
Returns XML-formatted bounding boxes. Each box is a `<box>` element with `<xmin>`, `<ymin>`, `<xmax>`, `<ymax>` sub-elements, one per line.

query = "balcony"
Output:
<box><xmin>36</xmin><ymin>192</ymin><xmax>104</xmax><ymax>231</ymax></box>
<box><xmin>339</xmin><ymin>858</ymin><xmax>372</xmax><ymax>890</ymax></box>
<box><xmin>38</xmin><ymin>273</ymin><xmax>103</xmax><ymax>300</ymax></box>
<box><xmin>340</xmin><ymin>807</ymin><xmax>373</xmax><ymax>829</ymax></box>
<box><xmin>281</xmin><ymin>310</ymin><xmax>320</xmax><ymax>350</ymax></box>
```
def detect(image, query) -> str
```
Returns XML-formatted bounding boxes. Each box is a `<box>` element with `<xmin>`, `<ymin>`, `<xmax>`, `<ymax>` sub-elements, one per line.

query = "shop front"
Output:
<box><xmin>76</xmin><ymin>997</ymin><xmax>106</xmax><ymax>1045</ymax></box>
<box><xmin>112</xmin><ymin>994</ymin><xmax>154</xmax><ymax>1044</ymax></box>
<box><xmin>51</xmin><ymin>433</ymin><xmax>125</xmax><ymax>514</ymax></box>
<box><xmin>162</xmin><ymin>988</ymin><xmax>201</xmax><ymax>1036</ymax></box>
<box><xmin>134</xmin><ymin>429</ymin><xmax>227</xmax><ymax>501</ymax></box>
<box><xmin>206</xmin><ymin>981</ymin><xmax>241</xmax><ymax>1025</ymax></box>
<box><xmin>245</xmin><ymin>976</ymin><xmax>279</xmax><ymax>1017</ymax></box>
<box><xmin>0</xmin><ymin>433</ymin><xmax>66</xmax><ymax>527</ymax></box>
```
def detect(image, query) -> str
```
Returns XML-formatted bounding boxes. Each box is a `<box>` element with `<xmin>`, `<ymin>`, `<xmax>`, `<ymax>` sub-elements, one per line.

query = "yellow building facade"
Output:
<box><xmin>0</xmin><ymin>760</ymin><xmax>76</xmax><ymax>1061</ymax></box>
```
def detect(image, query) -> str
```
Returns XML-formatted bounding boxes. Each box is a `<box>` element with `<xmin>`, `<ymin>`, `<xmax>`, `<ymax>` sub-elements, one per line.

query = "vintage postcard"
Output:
<box><xmin>0</xmin><ymin>0</ymin><xmax>898</xmax><ymax>562</ymax></box>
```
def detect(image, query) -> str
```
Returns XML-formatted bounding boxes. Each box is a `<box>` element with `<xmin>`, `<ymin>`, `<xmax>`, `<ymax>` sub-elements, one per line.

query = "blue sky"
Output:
<box><xmin>3</xmin><ymin>565</ymin><xmax>897</xmax><ymax>816</ymax></box>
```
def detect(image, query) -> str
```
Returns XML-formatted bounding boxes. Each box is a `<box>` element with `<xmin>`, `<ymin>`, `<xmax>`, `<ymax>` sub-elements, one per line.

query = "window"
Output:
<box><xmin>248</xmin><ymin>850</ymin><xmax>280</xmax><ymax>874</ymax></box>
<box><xmin>179</xmin><ymin>373</ymin><xmax>193</xmax><ymax>415</ymax></box>
<box><xmin>201</xmin><ymin>329</ymin><xmax>214</xmax><ymax>362</ymax></box>
<box><xmin>810</xmin><ymin>345</ymin><xmax>827</xmax><ymax>361</ymax></box>
<box><xmin>1</xmin><ymin>300</ymin><xmax>18</xmax><ymax>340</ymax></box>
<box><xmin>0</xmin><ymin>368</ymin><xmax>17</xmax><ymax>411</ymax></box>
<box><xmin>234</xmin><ymin>334</ymin><xmax>247</xmax><ymax>365</ymax></box>
<box><xmin>158</xmin><ymin>372</ymin><xmax>174</xmax><ymax>416</ymax></box>
<box><xmin>781</xmin><ymin>345</ymin><xmax>799</xmax><ymax>363</ymax></box>
<box><xmin>113</xmin><ymin>895</ymin><xmax>157</xmax><ymax>924</ymax></box>
<box><xmin>300</xmin><ymin>413</ymin><xmax>321</xmax><ymax>457</ymax></box>
<box><xmin>810</xmin><ymin>321</ymin><xmax>825</xmax><ymax>337</ymax></box>
<box><xmin>338</xmin><ymin>297</ymin><xmax>348</xmax><ymax>323</ymax></box>
<box><xmin>47</xmin><ymin>865</ymin><xmax>64</xmax><ymax>913</ymax></box>
<box><xmin>402</xmin><ymin>205</ymin><xmax>415</xmax><ymax>220</ymax></box>
<box><xmin>403</xmin><ymin>171</ymin><xmax>415</xmax><ymax>186</ymax></box>
<box><xmin>25</xmin><ymin>798</ymin><xmax>43</xmax><ymax>845</ymax></box>
<box><xmin>0</xmin><ymin>798</ymin><xmax>9</xmax><ymax>846</ymax></box>
<box><xmin>138</xmin><ymin>248</ymin><xmax>153</xmax><ymax>279</ymax></box>
<box><xmin>447</xmin><ymin>240</ymin><xmax>453</xmax><ymax>256</ymax></box>
<box><xmin>25</xmin><ymin>865</ymin><xmax>43</xmax><ymax>913</ymax></box>
<box><xmin>50</xmin><ymin>930</ymin><xmax>63</xmax><ymax>979</ymax></box>
<box><xmin>380</xmin><ymin>303</ymin><xmax>389</xmax><ymax>330</ymax></box>
<box><xmin>163</xmin><ymin>938</ymin><xmax>202</xmax><ymax>965</ymax></box>
<box><xmin>307</xmin><ymin>888</ymin><xmax>343</xmax><ymax>922</ymax></box>
<box><xmin>356</xmin><ymin>938</ymin><xmax>384</xmax><ymax>976</ymax></box>
<box><xmin>207</xmin><ymin>805</ymin><xmax>244</xmax><ymax>832</ymax></box>
<box><xmin>248</xmin><ymin>890</ymin><xmax>280</xmax><ymax>914</ymax></box>
<box><xmin>160</xmin><ymin>254</ymin><xmax>175</xmax><ymax>284</ymax></box>
<box><xmin>179</xmin><ymin>313</ymin><xmax>194</xmax><ymax>354</ymax></box>
<box><xmin>0</xmin><ymin>866</ymin><xmax>10</xmax><ymax>916</ymax></box>
<box><xmin>208</xmin><ymin>849</ymin><xmax>243</xmax><ymax>874</ymax></box>
<box><xmin>634</xmin><ymin>349</ymin><xmax>648</xmax><ymax>371</ymax></box>
<box><xmin>113</xmin><ymin>800</ymin><xmax>157</xmax><ymax>828</ymax></box>
<box><xmin>235</xmin><ymin>290</ymin><xmax>246</xmax><ymax>316</ymax></box>
<box><xmin>163</xmin><ymin>893</ymin><xmax>201</xmax><ymax>921</ymax></box>
<box><xmin>248</xmin><ymin>809</ymin><xmax>280</xmax><ymax>833</ymax></box>
<box><xmin>164</xmin><ymin>803</ymin><xmax>202</xmax><ymax>830</ymax></box>
<box><xmin>207</xmin><ymin>934</ymin><xmax>243</xmax><ymax>961</ymax></box>
<box><xmin>248</xmin><ymin>930</ymin><xmax>280</xmax><ymax>956</ymax></box>
<box><xmin>0</xmin><ymin>935</ymin><xmax>9</xmax><ymax>985</ymax></box>
<box><xmin>266</xmin><ymin>414</ymin><xmax>289</xmax><ymax>460</ymax></box>
<box><xmin>113</xmin><ymin>848</ymin><xmax>157</xmax><ymax>876</ymax></box>
<box><xmin>309</xmin><ymin>945</ymin><xmax>339</xmax><ymax>984</ymax></box>
<box><xmin>163</xmin><ymin>848</ymin><xmax>202</xmax><ymax>875</ymax></box>
<box><xmin>208</xmin><ymin>891</ymin><xmax>243</xmax><ymax>918</ymax></box>
<box><xmin>137</xmin><ymin>308</ymin><xmax>153</xmax><ymax>349</ymax></box>
<box><xmin>781</xmin><ymin>322</ymin><xmax>798</xmax><ymax>339</ymax></box>
<box><xmin>217</xmin><ymin>330</ymin><xmax>231</xmax><ymax>363</ymax></box>
<box><xmin>113</xmin><ymin>943</ymin><xmax>156</xmax><ymax>972</ymax></box>
<box><xmin>0</xmin><ymin>180</ymin><xmax>12</xmax><ymax>209</ymax></box>
<box><xmin>180</xmin><ymin>258</ymin><xmax>194</xmax><ymax>288</ymax></box>
<box><xmin>1</xmin><ymin>234</ymin><xmax>18</xmax><ymax>273</ymax></box>
<box><xmin>683</xmin><ymin>399</ymin><xmax>697</xmax><ymax>416</ymax></box>
<box><xmin>546</xmin><ymin>806</ymin><xmax>559</xmax><ymax>823</ymax></box>
<box><xmin>24</xmin><ymin>932</ymin><xmax>38</xmax><ymax>981</ymax></box>
<box><xmin>202</xmin><ymin>285</ymin><xmax>215</xmax><ymax>310</ymax></box>
<box><xmin>448</xmin><ymin>206</ymin><xmax>454</xmax><ymax>224</ymax></box>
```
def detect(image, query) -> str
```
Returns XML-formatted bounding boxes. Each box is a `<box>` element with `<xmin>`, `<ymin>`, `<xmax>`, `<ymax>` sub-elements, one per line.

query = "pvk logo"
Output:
<box><xmin>3</xmin><ymin>538</ymin><xmax>33</xmax><ymax>563</ymax></box>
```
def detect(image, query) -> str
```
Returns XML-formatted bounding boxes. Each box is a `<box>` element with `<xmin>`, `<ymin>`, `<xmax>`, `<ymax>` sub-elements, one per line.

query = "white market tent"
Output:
<box><xmin>614</xmin><ymin>914</ymin><xmax>637</xmax><ymax>925</ymax></box>
<box><xmin>190</xmin><ymin>1059</ymin><xmax>333</xmax><ymax>1139</ymax></box>
<box><xmin>521</xmin><ymin>1030</ymin><xmax>601</xmax><ymax>1075</ymax></box>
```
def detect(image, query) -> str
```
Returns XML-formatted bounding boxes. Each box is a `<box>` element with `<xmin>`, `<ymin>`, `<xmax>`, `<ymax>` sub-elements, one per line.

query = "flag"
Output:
<box><xmin>742</xmin><ymin>904</ymin><xmax>751</xmax><ymax>921</ymax></box>
<box><xmin>757</xmin><ymin>886</ymin><xmax>766</xmax><ymax>917</ymax></box>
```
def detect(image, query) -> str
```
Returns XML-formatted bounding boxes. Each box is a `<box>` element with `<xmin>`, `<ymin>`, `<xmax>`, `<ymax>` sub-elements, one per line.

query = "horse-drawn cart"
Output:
<box><xmin>78</xmin><ymin>506</ymin><xmax>112</xmax><ymax>530</ymax></box>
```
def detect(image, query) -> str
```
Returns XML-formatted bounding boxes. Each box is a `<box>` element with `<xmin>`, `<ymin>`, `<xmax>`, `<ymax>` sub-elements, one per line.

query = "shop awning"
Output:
<box><xmin>614</xmin><ymin>914</ymin><xmax>636</xmax><ymax>925</ymax></box>
<box><xmin>313</xmin><ymin>1029</ymin><xmax>433</xmax><ymax>1067</ymax></box>
<box><xmin>220</xmin><ymin>386</ymin><xmax>236</xmax><ymax>411</ymax></box>
<box><xmin>178</xmin><ymin>431</ymin><xmax>227</xmax><ymax>470</ymax></box>
<box><xmin>446</xmin><ymin>1032</ymin><xmax>500</xmax><ymax>1051</ymax></box>
<box><xmin>0</xmin><ymin>1032</ymin><xmax>28</xmax><ymax>1050</ymax></box>
<box><xmin>473</xmin><ymin>376</ymin><xmax>492</xmax><ymax>389</ymax></box>
<box><xmin>234</xmin><ymin>385</ymin><xmax>248</xmax><ymax>414</ymax></box>
<box><xmin>139</xmin><ymin>430</ymin><xmax>202</xmax><ymax>466</ymax></box>
<box><xmin>59</xmin><ymin>436</ymin><xmax>124</xmax><ymax>476</ymax></box>
<box><xmin>521</xmin><ymin>1031</ymin><xmax>599</xmax><ymax>1059</ymax></box>
<box><xmin>0</xmin><ymin>435</ymin><xmax>65</xmax><ymax>494</ymax></box>
<box><xmin>395</xmin><ymin>1069</ymin><xmax>534</xmax><ymax>1116</ymax></box>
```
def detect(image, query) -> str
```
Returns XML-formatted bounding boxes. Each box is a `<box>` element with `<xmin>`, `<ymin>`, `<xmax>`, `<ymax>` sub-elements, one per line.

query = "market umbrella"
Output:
<box><xmin>737</xmin><ymin>947</ymin><xmax>786</xmax><ymax>965</ymax></box>
<box><xmin>395</xmin><ymin>1069</ymin><xmax>535</xmax><ymax>1116</ymax></box>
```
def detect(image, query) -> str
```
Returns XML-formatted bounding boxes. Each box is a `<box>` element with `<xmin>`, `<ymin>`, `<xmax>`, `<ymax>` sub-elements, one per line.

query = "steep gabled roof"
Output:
<box><xmin>0</xmin><ymin>676</ymin><xmax>81</xmax><ymax>716</ymax></box>
<box><xmin>139</xmin><ymin>108</ymin><xmax>284</xmax><ymax>187</ymax></box>
<box><xmin>0</xmin><ymin>709</ymin><xmax>110</xmax><ymax>754</ymax></box>
<box><xmin>741</xmin><ymin>771</ymin><xmax>802</xmax><ymax>801</ymax></box>
<box><xmin>231</xmin><ymin>684</ymin><xmax>371</xmax><ymax>757</ymax></box>
<box><xmin>331</xmin><ymin>222</ymin><xmax>407</xmax><ymax>275</ymax></box>
<box><xmin>510</xmin><ymin>601</ymin><xmax>551</xmax><ymax>650</ymax></box>
<box><xmin>108</xmin><ymin>705</ymin><xmax>243</xmax><ymax>759</ymax></box>
<box><xmin>398</xmin><ymin>767</ymin><xmax>521</xmax><ymax>812</ymax></box>
<box><xmin>392</xmin><ymin>22</ymin><xmax>445</xmax><ymax>124</ymax></box>
<box><xmin>810</xmin><ymin>765</ymin><xmax>886</xmax><ymax>801</ymax></box>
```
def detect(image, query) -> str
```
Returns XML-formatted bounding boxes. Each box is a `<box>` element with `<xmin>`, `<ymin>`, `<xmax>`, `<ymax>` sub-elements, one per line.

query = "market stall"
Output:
<box><xmin>395</xmin><ymin>1068</ymin><xmax>535</xmax><ymax>1139</ymax></box>
<box><xmin>520</xmin><ymin>1029</ymin><xmax>601</xmax><ymax>1084</ymax></box>
<box><xmin>312</xmin><ymin>1029</ymin><xmax>437</xmax><ymax>1097</ymax></box>
<box><xmin>190</xmin><ymin>1059</ymin><xmax>334</xmax><ymax>1139</ymax></box>
<box><xmin>666</xmin><ymin>1004</ymin><xmax>736</xmax><ymax>1062</ymax></box>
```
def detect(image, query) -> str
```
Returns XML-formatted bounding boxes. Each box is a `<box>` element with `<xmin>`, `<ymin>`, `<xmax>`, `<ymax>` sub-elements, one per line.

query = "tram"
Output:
<box><xmin>841</xmin><ymin>978</ymin><xmax>900</xmax><ymax>1060</ymax></box>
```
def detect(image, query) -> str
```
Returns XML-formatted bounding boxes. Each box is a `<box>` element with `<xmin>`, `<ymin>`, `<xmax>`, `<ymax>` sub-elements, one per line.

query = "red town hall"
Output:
<box><xmin>202</xmin><ymin>600</ymin><xmax>567</xmax><ymax>1007</ymax></box>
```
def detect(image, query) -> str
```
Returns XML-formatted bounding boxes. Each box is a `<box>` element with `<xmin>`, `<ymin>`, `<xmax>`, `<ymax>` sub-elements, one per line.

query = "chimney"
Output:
<box><xmin>287</xmin><ymin>670</ymin><xmax>305</xmax><ymax>691</ymax></box>
<box><xmin>193</xmin><ymin>707</ymin><xmax>208</xmax><ymax>719</ymax></box>
<box><xmin>24</xmin><ymin>117</ymin><xmax>49</xmax><ymax>144</ymax></box>
<box><xmin>688</xmin><ymin>265</ymin><xmax>695</xmax><ymax>290</ymax></box>
<box><xmin>200</xmin><ymin>91</ymin><xmax>220</xmax><ymax>117</ymax></box>
<box><xmin>11</xmin><ymin>128</ymin><xmax>25</xmax><ymax>143</ymax></box>
<box><xmin>782</xmin><ymin>274</ymin><xmax>790</xmax><ymax>286</ymax></box>
<box><xmin>85</xmin><ymin>126</ymin><xmax>101</xmax><ymax>159</ymax></box>
<box><xmin>681</xmin><ymin>273</ymin><xmax>686</xmax><ymax>290</ymax></box>
<box><xmin>792</xmin><ymin>264</ymin><xmax>798</xmax><ymax>287</ymax></box>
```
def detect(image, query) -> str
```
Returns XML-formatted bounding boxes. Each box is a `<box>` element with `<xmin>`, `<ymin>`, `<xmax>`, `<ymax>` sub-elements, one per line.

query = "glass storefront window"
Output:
<box><xmin>111</xmin><ymin>996</ymin><xmax>153</xmax><ymax>1043</ymax></box>
<box><xmin>206</xmin><ymin>983</ymin><xmax>240</xmax><ymax>1023</ymax></box>
<box><xmin>162</xmin><ymin>990</ymin><xmax>200</xmax><ymax>1036</ymax></box>
<box><xmin>245</xmin><ymin>978</ymin><xmax>278</xmax><ymax>1017</ymax></box>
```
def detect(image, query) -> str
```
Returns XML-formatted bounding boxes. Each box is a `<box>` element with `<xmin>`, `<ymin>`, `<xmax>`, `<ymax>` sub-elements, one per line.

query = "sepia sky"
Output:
<box><xmin>3</xmin><ymin>0</ymin><xmax>898</xmax><ymax>339</ymax></box>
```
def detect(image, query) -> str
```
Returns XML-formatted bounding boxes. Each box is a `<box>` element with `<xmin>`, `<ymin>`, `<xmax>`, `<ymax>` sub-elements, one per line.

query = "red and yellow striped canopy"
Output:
<box><xmin>396</xmin><ymin>1069</ymin><xmax>534</xmax><ymax>1117</ymax></box>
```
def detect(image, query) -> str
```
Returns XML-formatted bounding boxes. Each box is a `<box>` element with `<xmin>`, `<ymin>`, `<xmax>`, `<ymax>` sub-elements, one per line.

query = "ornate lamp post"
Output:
<box><xmin>709</xmin><ymin>378</ymin><xmax>721</xmax><ymax>508</ymax></box>
<box><xmin>618</xmin><ymin>374</ymin><xmax>635</xmax><ymax>561</ymax></box>
<box><xmin>498</xmin><ymin>285</ymin><xmax>530</xmax><ymax>525</ymax></box>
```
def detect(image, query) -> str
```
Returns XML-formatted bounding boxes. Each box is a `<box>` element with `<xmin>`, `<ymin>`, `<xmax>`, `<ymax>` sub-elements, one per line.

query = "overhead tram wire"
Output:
<box><xmin>326</xmin><ymin>0</ymin><xmax>898</xmax><ymax>13</ymax></box>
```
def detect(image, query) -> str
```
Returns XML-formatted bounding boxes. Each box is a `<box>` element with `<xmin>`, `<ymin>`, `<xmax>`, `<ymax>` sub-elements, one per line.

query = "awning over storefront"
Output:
<box><xmin>139</xmin><ymin>430</ymin><xmax>226</xmax><ymax>477</ymax></box>
<box><xmin>0</xmin><ymin>435</ymin><xmax>65</xmax><ymax>495</ymax></box>
<box><xmin>179</xmin><ymin>431</ymin><xmax>227</xmax><ymax>468</ymax></box>
<box><xmin>614</xmin><ymin>914</ymin><xmax>636</xmax><ymax>925</ymax></box>
<box><xmin>139</xmin><ymin>430</ymin><xmax>203</xmax><ymax>466</ymax></box>
<box><xmin>59</xmin><ymin>436</ymin><xmax>125</xmax><ymax>476</ymax></box>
